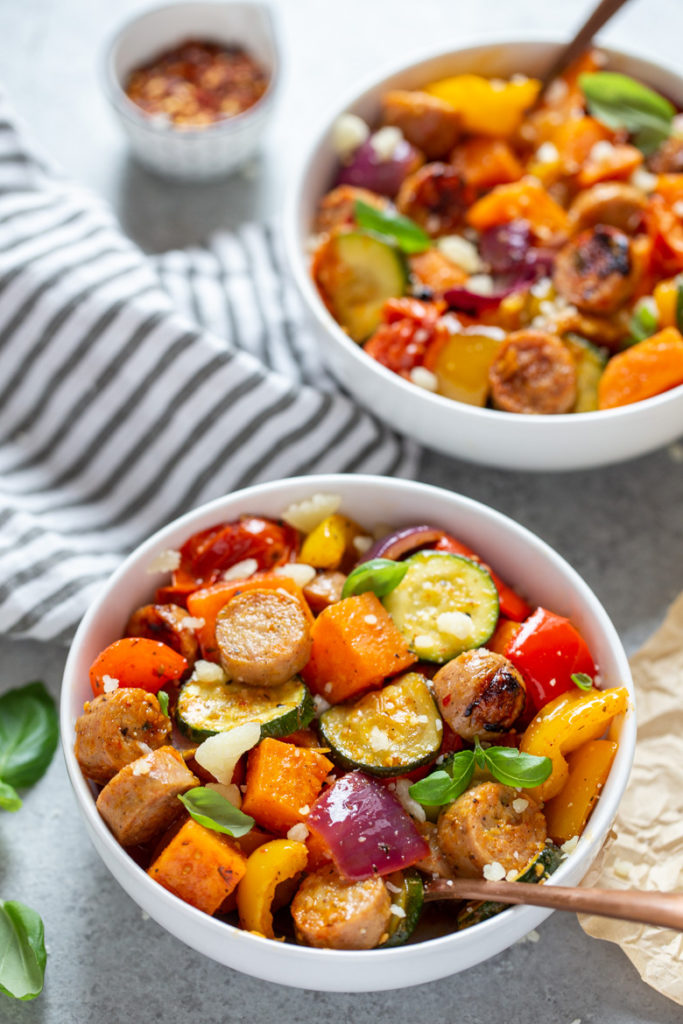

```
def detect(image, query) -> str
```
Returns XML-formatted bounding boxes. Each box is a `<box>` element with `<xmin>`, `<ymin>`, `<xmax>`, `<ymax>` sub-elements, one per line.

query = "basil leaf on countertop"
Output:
<box><xmin>178</xmin><ymin>787</ymin><xmax>254</xmax><ymax>838</ymax></box>
<box><xmin>580</xmin><ymin>71</ymin><xmax>674</xmax><ymax>156</ymax></box>
<box><xmin>354</xmin><ymin>200</ymin><xmax>431</xmax><ymax>254</ymax></box>
<box><xmin>0</xmin><ymin>900</ymin><xmax>47</xmax><ymax>1001</ymax></box>
<box><xmin>482</xmin><ymin>746</ymin><xmax>553</xmax><ymax>788</ymax></box>
<box><xmin>342</xmin><ymin>557</ymin><xmax>409</xmax><ymax>600</ymax></box>
<box><xmin>0</xmin><ymin>682</ymin><xmax>58</xmax><ymax>807</ymax></box>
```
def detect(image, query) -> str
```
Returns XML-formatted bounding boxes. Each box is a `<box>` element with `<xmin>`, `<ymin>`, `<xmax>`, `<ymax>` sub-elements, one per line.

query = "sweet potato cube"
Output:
<box><xmin>148</xmin><ymin>817</ymin><xmax>247</xmax><ymax>915</ymax></box>
<box><xmin>300</xmin><ymin>592</ymin><xmax>416</xmax><ymax>703</ymax></box>
<box><xmin>241</xmin><ymin>738</ymin><xmax>333</xmax><ymax>835</ymax></box>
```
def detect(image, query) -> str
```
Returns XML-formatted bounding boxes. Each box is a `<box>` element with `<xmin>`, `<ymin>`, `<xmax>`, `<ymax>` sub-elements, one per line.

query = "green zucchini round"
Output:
<box><xmin>456</xmin><ymin>842</ymin><xmax>563</xmax><ymax>930</ymax></box>
<box><xmin>324</xmin><ymin>231</ymin><xmax>407</xmax><ymax>342</ymax></box>
<box><xmin>382</xmin><ymin>551</ymin><xmax>499</xmax><ymax>663</ymax></box>
<box><xmin>380</xmin><ymin>870</ymin><xmax>424</xmax><ymax>948</ymax></box>
<box><xmin>176</xmin><ymin>673</ymin><xmax>314</xmax><ymax>742</ymax></box>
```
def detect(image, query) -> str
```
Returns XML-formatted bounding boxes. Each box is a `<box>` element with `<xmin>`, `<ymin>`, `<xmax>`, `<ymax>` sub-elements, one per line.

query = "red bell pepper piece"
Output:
<box><xmin>433</xmin><ymin>534</ymin><xmax>532</xmax><ymax>621</ymax></box>
<box><xmin>504</xmin><ymin>607</ymin><xmax>596</xmax><ymax>710</ymax></box>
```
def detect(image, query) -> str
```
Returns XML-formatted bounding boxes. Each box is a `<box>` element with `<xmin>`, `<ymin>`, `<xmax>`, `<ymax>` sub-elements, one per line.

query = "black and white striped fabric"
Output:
<box><xmin>0</xmin><ymin>97</ymin><xmax>419</xmax><ymax>644</ymax></box>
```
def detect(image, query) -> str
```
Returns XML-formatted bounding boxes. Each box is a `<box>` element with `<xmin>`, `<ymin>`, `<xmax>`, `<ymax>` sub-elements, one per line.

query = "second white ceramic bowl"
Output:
<box><xmin>61</xmin><ymin>474</ymin><xmax>635</xmax><ymax>991</ymax></box>
<box><xmin>285</xmin><ymin>39</ymin><xmax>683</xmax><ymax>470</ymax></box>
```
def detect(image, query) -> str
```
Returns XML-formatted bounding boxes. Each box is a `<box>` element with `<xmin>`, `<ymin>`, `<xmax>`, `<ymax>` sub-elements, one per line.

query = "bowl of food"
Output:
<box><xmin>285</xmin><ymin>39</ymin><xmax>683</xmax><ymax>470</ymax></box>
<box><xmin>103</xmin><ymin>1</ymin><xmax>279</xmax><ymax>180</ymax></box>
<box><xmin>61</xmin><ymin>474</ymin><xmax>634</xmax><ymax>991</ymax></box>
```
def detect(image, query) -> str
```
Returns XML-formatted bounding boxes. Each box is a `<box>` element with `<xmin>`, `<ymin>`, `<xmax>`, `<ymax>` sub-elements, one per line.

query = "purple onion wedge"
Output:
<box><xmin>337</xmin><ymin>136</ymin><xmax>421</xmax><ymax>198</ymax></box>
<box><xmin>360</xmin><ymin>525</ymin><xmax>443</xmax><ymax>564</ymax></box>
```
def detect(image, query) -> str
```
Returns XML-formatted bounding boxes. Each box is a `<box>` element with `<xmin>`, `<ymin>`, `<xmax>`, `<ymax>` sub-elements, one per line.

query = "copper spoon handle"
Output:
<box><xmin>541</xmin><ymin>0</ymin><xmax>634</xmax><ymax>84</ymax></box>
<box><xmin>425</xmin><ymin>878</ymin><xmax>683</xmax><ymax>931</ymax></box>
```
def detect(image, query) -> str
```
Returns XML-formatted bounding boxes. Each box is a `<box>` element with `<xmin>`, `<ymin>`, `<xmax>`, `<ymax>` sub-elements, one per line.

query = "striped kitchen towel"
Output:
<box><xmin>0</xmin><ymin>96</ymin><xmax>419</xmax><ymax>644</ymax></box>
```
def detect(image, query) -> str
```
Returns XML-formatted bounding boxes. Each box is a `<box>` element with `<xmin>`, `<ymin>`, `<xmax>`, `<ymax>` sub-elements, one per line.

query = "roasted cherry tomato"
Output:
<box><xmin>172</xmin><ymin>516</ymin><xmax>299</xmax><ymax>591</ymax></box>
<box><xmin>364</xmin><ymin>298</ymin><xmax>447</xmax><ymax>378</ymax></box>
<box><xmin>504</xmin><ymin>607</ymin><xmax>596</xmax><ymax>710</ymax></box>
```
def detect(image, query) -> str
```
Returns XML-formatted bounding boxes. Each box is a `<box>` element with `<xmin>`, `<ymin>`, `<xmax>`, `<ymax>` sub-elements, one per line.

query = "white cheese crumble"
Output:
<box><xmin>331</xmin><ymin>113</ymin><xmax>370</xmax><ymax>161</ymax></box>
<box><xmin>437</xmin><ymin>234</ymin><xmax>483</xmax><ymax>274</ymax></box>
<box><xmin>512</xmin><ymin>798</ymin><xmax>529</xmax><ymax>814</ymax></box>
<box><xmin>131</xmin><ymin>755</ymin><xmax>152</xmax><ymax>776</ymax></box>
<box><xmin>529</xmin><ymin>276</ymin><xmax>553</xmax><ymax>299</ymax></box>
<box><xmin>282</xmin><ymin>493</ymin><xmax>342</xmax><ymax>533</ymax></box>
<box><xmin>414</xmin><ymin>634</ymin><xmax>435</xmax><ymax>652</ymax></box>
<box><xmin>102</xmin><ymin>674</ymin><xmax>119</xmax><ymax>693</ymax></box>
<box><xmin>466</xmin><ymin>273</ymin><xmax>495</xmax><ymax>296</ymax></box>
<box><xmin>506</xmin><ymin>868</ymin><xmax>518</xmax><ymax>882</ymax></box>
<box><xmin>674</xmin><ymin>201</ymin><xmax>683</xmax><ymax>219</ymax></box>
<box><xmin>561</xmin><ymin>835</ymin><xmax>580</xmax><ymax>856</ymax></box>
<box><xmin>179</xmin><ymin>615</ymin><xmax>205</xmax><ymax>631</ymax></box>
<box><xmin>535</xmin><ymin>141</ymin><xmax>559</xmax><ymax>164</ymax></box>
<box><xmin>205</xmin><ymin>782</ymin><xmax>242</xmax><ymax>807</ymax></box>
<box><xmin>393</xmin><ymin>778</ymin><xmax>427</xmax><ymax>824</ymax></box>
<box><xmin>385</xmin><ymin>880</ymin><xmax>402</xmax><ymax>894</ymax></box>
<box><xmin>146</xmin><ymin>548</ymin><xmax>181</xmax><ymax>574</ymax></box>
<box><xmin>369</xmin><ymin>126</ymin><xmax>404</xmax><ymax>162</ymax></box>
<box><xmin>352</xmin><ymin>534</ymin><xmax>374</xmax><ymax>555</ymax></box>
<box><xmin>436</xmin><ymin>610</ymin><xmax>472</xmax><ymax>640</ymax></box>
<box><xmin>273</xmin><ymin>563</ymin><xmax>316</xmax><ymax>588</ymax></box>
<box><xmin>364</xmin><ymin>614</ymin><xmax>378</xmax><ymax>625</ymax></box>
<box><xmin>195</xmin><ymin>722</ymin><xmax>261</xmax><ymax>785</ymax></box>
<box><xmin>192</xmin><ymin>659</ymin><xmax>227</xmax><ymax>685</ymax></box>
<box><xmin>435</xmin><ymin>719</ymin><xmax>443</xmax><ymax>732</ymax></box>
<box><xmin>369</xmin><ymin>726</ymin><xmax>390</xmax><ymax>751</ymax></box>
<box><xmin>313</xmin><ymin>693</ymin><xmax>331</xmax><ymax>714</ymax></box>
<box><xmin>389</xmin><ymin>904</ymin><xmax>407</xmax><ymax>918</ymax></box>
<box><xmin>409</xmin><ymin>366</ymin><xmax>439</xmax><ymax>392</ymax></box>
<box><xmin>630</xmin><ymin>167</ymin><xmax>658</xmax><ymax>194</ymax></box>
<box><xmin>588</xmin><ymin>139</ymin><xmax>617</xmax><ymax>162</ymax></box>
<box><xmin>223</xmin><ymin>558</ymin><xmax>258</xmax><ymax>581</ymax></box>
<box><xmin>287</xmin><ymin>823</ymin><xmax>310</xmax><ymax>842</ymax></box>
<box><xmin>483</xmin><ymin>861</ymin><xmax>506</xmax><ymax>882</ymax></box>
<box><xmin>298</xmin><ymin>805</ymin><xmax>311</xmax><ymax>816</ymax></box>
<box><xmin>545</xmin><ymin>78</ymin><xmax>569</xmax><ymax>105</ymax></box>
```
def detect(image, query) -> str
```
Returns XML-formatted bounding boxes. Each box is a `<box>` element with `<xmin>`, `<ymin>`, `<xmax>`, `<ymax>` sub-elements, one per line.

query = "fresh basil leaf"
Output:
<box><xmin>473</xmin><ymin>735</ymin><xmax>487</xmax><ymax>770</ymax></box>
<box><xmin>571</xmin><ymin>672</ymin><xmax>594</xmax><ymax>691</ymax></box>
<box><xmin>676</xmin><ymin>281</ymin><xmax>683</xmax><ymax>332</ymax></box>
<box><xmin>178</xmin><ymin>787</ymin><xmax>254</xmax><ymax>838</ymax></box>
<box><xmin>626</xmin><ymin>299</ymin><xmax>658</xmax><ymax>346</ymax></box>
<box><xmin>580</xmin><ymin>72</ymin><xmax>674</xmax><ymax>156</ymax></box>
<box><xmin>157</xmin><ymin>690</ymin><xmax>170</xmax><ymax>717</ymax></box>
<box><xmin>342</xmin><ymin>557</ymin><xmax>409</xmax><ymax>600</ymax></box>
<box><xmin>0</xmin><ymin>900</ymin><xmax>47</xmax><ymax>1000</ymax></box>
<box><xmin>354</xmin><ymin>200</ymin><xmax>431</xmax><ymax>254</ymax></box>
<box><xmin>483</xmin><ymin>746</ymin><xmax>553</xmax><ymax>788</ymax></box>
<box><xmin>0</xmin><ymin>682</ymin><xmax>58</xmax><ymax>790</ymax></box>
<box><xmin>409</xmin><ymin>750</ymin><xmax>475</xmax><ymax>807</ymax></box>
<box><xmin>0</xmin><ymin>780</ymin><xmax>21</xmax><ymax>812</ymax></box>
<box><xmin>446</xmin><ymin>749</ymin><xmax>476</xmax><ymax>797</ymax></box>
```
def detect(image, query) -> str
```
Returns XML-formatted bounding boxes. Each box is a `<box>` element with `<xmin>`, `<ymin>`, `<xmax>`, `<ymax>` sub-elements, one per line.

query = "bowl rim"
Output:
<box><xmin>101</xmin><ymin>0</ymin><xmax>280</xmax><ymax>138</ymax></box>
<box><xmin>60</xmin><ymin>473</ymin><xmax>636</xmax><ymax>984</ymax></box>
<box><xmin>284</xmin><ymin>34</ymin><xmax>683</xmax><ymax>426</ymax></box>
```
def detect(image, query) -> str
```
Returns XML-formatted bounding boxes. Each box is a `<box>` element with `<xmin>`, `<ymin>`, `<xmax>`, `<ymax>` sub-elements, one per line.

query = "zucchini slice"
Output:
<box><xmin>318</xmin><ymin>672</ymin><xmax>442</xmax><ymax>777</ymax></box>
<box><xmin>176</xmin><ymin>673</ymin><xmax>314</xmax><ymax>742</ymax></box>
<box><xmin>382</xmin><ymin>551</ymin><xmax>499</xmax><ymax>663</ymax></box>
<box><xmin>456</xmin><ymin>842</ymin><xmax>563</xmax><ymax>930</ymax></box>
<box><xmin>322</xmin><ymin>231</ymin><xmax>407</xmax><ymax>342</ymax></box>
<box><xmin>380</xmin><ymin>870</ymin><xmax>424</xmax><ymax>947</ymax></box>
<box><xmin>564</xmin><ymin>333</ymin><xmax>608</xmax><ymax>413</ymax></box>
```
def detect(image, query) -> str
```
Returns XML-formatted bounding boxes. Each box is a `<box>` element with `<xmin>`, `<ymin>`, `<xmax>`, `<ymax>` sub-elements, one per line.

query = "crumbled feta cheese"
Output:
<box><xmin>561</xmin><ymin>835</ymin><xmax>580</xmax><ymax>856</ymax></box>
<box><xmin>437</xmin><ymin>234</ymin><xmax>483</xmax><ymax>274</ymax></box>
<box><xmin>102</xmin><ymin>674</ymin><xmax>119</xmax><ymax>693</ymax></box>
<box><xmin>179</xmin><ymin>615</ymin><xmax>205</xmax><ymax>631</ymax></box>
<box><xmin>435</xmin><ymin>719</ymin><xmax>443</xmax><ymax>732</ymax></box>
<box><xmin>630</xmin><ymin>167</ymin><xmax>658</xmax><ymax>194</ymax></box>
<box><xmin>506</xmin><ymin>868</ymin><xmax>518</xmax><ymax>882</ymax></box>
<box><xmin>588</xmin><ymin>140</ymin><xmax>617</xmax><ymax>163</ymax></box>
<box><xmin>352</xmin><ymin>534</ymin><xmax>373</xmax><ymax>554</ymax></box>
<box><xmin>324</xmin><ymin>682</ymin><xmax>333</xmax><ymax>695</ymax></box>
<box><xmin>146</xmin><ymin>548</ymin><xmax>181</xmax><ymax>574</ymax></box>
<box><xmin>287</xmin><ymin>823</ymin><xmax>310</xmax><ymax>842</ymax></box>
<box><xmin>136</xmin><ymin>741</ymin><xmax>152</xmax><ymax>756</ymax></box>
<box><xmin>206</xmin><ymin>782</ymin><xmax>242</xmax><ymax>807</ymax></box>
<box><xmin>409</xmin><ymin>366</ymin><xmax>439</xmax><ymax>392</ymax></box>
<box><xmin>545</xmin><ymin>78</ymin><xmax>569</xmax><ymax>105</ymax></box>
<box><xmin>132</xmin><ymin>755</ymin><xmax>152</xmax><ymax>776</ymax></box>
<box><xmin>369</xmin><ymin>726</ymin><xmax>390</xmax><ymax>751</ymax></box>
<box><xmin>438</xmin><ymin>312</ymin><xmax>464</xmax><ymax>333</ymax></box>
<box><xmin>385</xmin><ymin>880</ymin><xmax>402</xmax><ymax>894</ymax></box>
<box><xmin>530</xmin><ymin>276</ymin><xmax>553</xmax><ymax>299</ymax></box>
<box><xmin>273</xmin><ymin>563</ymin><xmax>316</xmax><ymax>588</ymax></box>
<box><xmin>414</xmin><ymin>634</ymin><xmax>435</xmax><ymax>653</ymax></box>
<box><xmin>331</xmin><ymin>112</ymin><xmax>370</xmax><ymax>161</ymax></box>
<box><xmin>363</xmin><ymin>614</ymin><xmax>378</xmax><ymax>625</ymax></box>
<box><xmin>535</xmin><ymin>141</ymin><xmax>559</xmax><ymax>164</ymax></box>
<box><xmin>313</xmin><ymin>694</ymin><xmax>331</xmax><ymax>714</ymax></box>
<box><xmin>483</xmin><ymin>861</ymin><xmax>506</xmax><ymax>882</ymax></box>
<box><xmin>282</xmin><ymin>493</ymin><xmax>342</xmax><ymax>533</ymax></box>
<box><xmin>369</xmin><ymin>126</ymin><xmax>403</xmax><ymax>162</ymax></box>
<box><xmin>195</xmin><ymin>722</ymin><xmax>261</xmax><ymax>785</ymax></box>
<box><xmin>436</xmin><ymin>610</ymin><xmax>472</xmax><ymax>640</ymax></box>
<box><xmin>298</xmin><ymin>804</ymin><xmax>310</xmax><ymax>816</ymax></box>
<box><xmin>512</xmin><ymin>798</ymin><xmax>529</xmax><ymax>814</ymax></box>
<box><xmin>674</xmin><ymin>201</ymin><xmax>683</xmax><ymax>219</ymax></box>
<box><xmin>393</xmin><ymin>778</ymin><xmax>426</xmax><ymax>823</ymax></box>
<box><xmin>223</xmin><ymin>558</ymin><xmax>258</xmax><ymax>581</ymax></box>
<box><xmin>389</xmin><ymin>904</ymin><xmax>407</xmax><ymax>918</ymax></box>
<box><xmin>466</xmin><ymin>274</ymin><xmax>495</xmax><ymax>296</ymax></box>
<box><xmin>192</xmin><ymin>660</ymin><xmax>227</xmax><ymax>685</ymax></box>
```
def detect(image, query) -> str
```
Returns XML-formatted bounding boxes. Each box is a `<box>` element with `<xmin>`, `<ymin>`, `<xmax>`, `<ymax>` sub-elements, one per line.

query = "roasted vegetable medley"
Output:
<box><xmin>311</xmin><ymin>51</ymin><xmax>683</xmax><ymax>413</ymax></box>
<box><xmin>74</xmin><ymin>494</ymin><xmax>629</xmax><ymax>948</ymax></box>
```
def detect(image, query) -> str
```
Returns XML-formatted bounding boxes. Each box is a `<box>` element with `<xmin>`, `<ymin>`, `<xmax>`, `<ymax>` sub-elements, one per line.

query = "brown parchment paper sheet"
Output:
<box><xmin>579</xmin><ymin>593</ymin><xmax>683</xmax><ymax>1004</ymax></box>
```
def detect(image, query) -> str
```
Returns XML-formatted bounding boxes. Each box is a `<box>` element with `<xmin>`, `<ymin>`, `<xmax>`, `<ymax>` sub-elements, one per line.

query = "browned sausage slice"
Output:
<box><xmin>314</xmin><ymin>185</ymin><xmax>387</xmax><ymax>235</ymax></box>
<box><xmin>302</xmin><ymin>570</ymin><xmax>346</xmax><ymax>615</ymax></box>
<box><xmin>648</xmin><ymin>136</ymin><xmax>683</xmax><ymax>174</ymax></box>
<box><xmin>437</xmin><ymin>781</ymin><xmax>547</xmax><ymax>878</ymax></box>
<box><xmin>126</xmin><ymin>603</ymin><xmax>199</xmax><ymax>663</ymax></box>
<box><xmin>553</xmin><ymin>225</ymin><xmax>636</xmax><ymax>314</ymax></box>
<box><xmin>215</xmin><ymin>588</ymin><xmax>312</xmax><ymax>687</ymax></box>
<box><xmin>567</xmin><ymin>182</ymin><xmax>648</xmax><ymax>235</ymax></box>
<box><xmin>397</xmin><ymin>162</ymin><xmax>468</xmax><ymax>236</ymax></box>
<box><xmin>74</xmin><ymin>688</ymin><xmax>170</xmax><ymax>785</ymax></box>
<box><xmin>96</xmin><ymin>746</ymin><xmax>198</xmax><ymax>847</ymax></box>
<box><xmin>291</xmin><ymin>865</ymin><xmax>392</xmax><ymax>949</ymax></box>
<box><xmin>382</xmin><ymin>90</ymin><xmax>461</xmax><ymax>160</ymax></box>
<box><xmin>489</xmin><ymin>330</ymin><xmax>577</xmax><ymax>414</ymax></box>
<box><xmin>433</xmin><ymin>649</ymin><xmax>526</xmax><ymax>742</ymax></box>
<box><xmin>414</xmin><ymin>821</ymin><xmax>456</xmax><ymax>881</ymax></box>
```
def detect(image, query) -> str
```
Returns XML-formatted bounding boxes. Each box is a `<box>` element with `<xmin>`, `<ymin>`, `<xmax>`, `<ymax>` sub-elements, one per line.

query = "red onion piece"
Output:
<box><xmin>479</xmin><ymin>220</ymin><xmax>534</xmax><ymax>274</ymax></box>
<box><xmin>360</xmin><ymin>525</ymin><xmax>444</xmax><ymax>564</ymax></box>
<box><xmin>337</xmin><ymin>137</ymin><xmax>420</xmax><ymax>198</ymax></box>
<box><xmin>307</xmin><ymin>772</ymin><xmax>429</xmax><ymax>880</ymax></box>
<box><xmin>443</xmin><ymin>276</ymin><xmax>533</xmax><ymax>314</ymax></box>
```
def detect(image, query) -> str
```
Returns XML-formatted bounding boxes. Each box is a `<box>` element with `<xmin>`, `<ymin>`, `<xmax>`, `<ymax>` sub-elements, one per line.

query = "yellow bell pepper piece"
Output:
<box><xmin>299</xmin><ymin>514</ymin><xmax>360</xmax><ymax>570</ymax></box>
<box><xmin>520</xmin><ymin>687</ymin><xmax>629</xmax><ymax>801</ymax></box>
<box><xmin>653</xmin><ymin>277</ymin><xmax>680</xmax><ymax>328</ymax></box>
<box><xmin>236</xmin><ymin>839</ymin><xmax>308</xmax><ymax>939</ymax></box>
<box><xmin>543</xmin><ymin>738</ymin><xmax>618</xmax><ymax>844</ymax></box>
<box><xmin>432</xmin><ymin>331</ymin><xmax>501</xmax><ymax>405</ymax></box>
<box><xmin>425</xmin><ymin>74</ymin><xmax>541</xmax><ymax>138</ymax></box>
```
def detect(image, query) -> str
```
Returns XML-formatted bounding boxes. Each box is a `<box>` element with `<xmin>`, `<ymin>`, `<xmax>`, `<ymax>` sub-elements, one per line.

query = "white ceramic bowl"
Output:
<box><xmin>103</xmin><ymin>1</ymin><xmax>279</xmax><ymax>181</ymax></box>
<box><xmin>61</xmin><ymin>474</ymin><xmax>635</xmax><ymax>991</ymax></box>
<box><xmin>285</xmin><ymin>39</ymin><xmax>683</xmax><ymax>471</ymax></box>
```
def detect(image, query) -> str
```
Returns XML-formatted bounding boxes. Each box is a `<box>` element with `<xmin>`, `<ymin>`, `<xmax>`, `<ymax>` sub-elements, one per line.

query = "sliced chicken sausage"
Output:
<box><xmin>553</xmin><ymin>225</ymin><xmax>636</xmax><ymax>314</ymax></box>
<box><xmin>302</xmin><ymin>570</ymin><xmax>347</xmax><ymax>615</ymax></box>
<box><xmin>126</xmin><ymin>603</ymin><xmax>199</xmax><ymax>663</ymax></box>
<box><xmin>648</xmin><ymin>136</ymin><xmax>683</xmax><ymax>174</ymax></box>
<box><xmin>397</xmin><ymin>162</ymin><xmax>468</xmax><ymax>236</ymax></box>
<box><xmin>489</xmin><ymin>330</ymin><xmax>577</xmax><ymax>414</ymax></box>
<box><xmin>438</xmin><ymin>781</ymin><xmax>547</xmax><ymax>878</ymax></box>
<box><xmin>96</xmin><ymin>746</ymin><xmax>198</xmax><ymax>847</ymax></box>
<box><xmin>433</xmin><ymin>649</ymin><xmax>526</xmax><ymax>741</ymax></box>
<box><xmin>74</xmin><ymin>688</ymin><xmax>170</xmax><ymax>785</ymax></box>
<box><xmin>291</xmin><ymin>865</ymin><xmax>392</xmax><ymax>950</ymax></box>
<box><xmin>567</xmin><ymin>182</ymin><xmax>648</xmax><ymax>235</ymax></box>
<box><xmin>314</xmin><ymin>185</ymin><xmax>387</xmax><ymax>235</ymax></box>
<box><xmin>215</xmin><ymin>587</ymin><xmax>312</xmax><ymax>686</ymax></box>
<box><xmin>382</xmin><ymin>90</ymin><xmax>461</xmax><ymax>159</ymax></box>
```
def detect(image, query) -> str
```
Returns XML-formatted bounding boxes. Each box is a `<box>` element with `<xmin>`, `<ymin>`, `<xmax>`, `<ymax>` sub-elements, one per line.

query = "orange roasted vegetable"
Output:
<box><xmin>597</xmin><ymin>327</ymin><xmax>683</xmax><ymax>409</ymax></box>
<box><xmin>300</xmin><ymin>592</ymin><xmax>417</xmax><ymax>703</ymax></box>
<box><xmin>552</xmin><ymin>117</ymin><xmax>612</xmax><ymax>173</ymax></box>
<box><xmin>453</xmin><ymin>137</ymin><xmax>523</xmax><ymax>189</ymax></box>
<box><xmin>241</xmin><ymin>739</ymin><xmax>333</xmax><ymax>835</ymax></box>
<box><xmin>543</xmin><ymin>739</ymin><xmax>618</xmax><ymax>844</ymax></box>
<box><xmin>653</xmin><ymin>276</ymin><xmax>681</xmax><ymax>327</ymax></box>
<box><xmin>147</xmin><ymin>817</ymin><xmax>247</xmax><ymax>914</ymax></box>
<box><xmin>89</xmin><ymin>637</ymin><xmax>188</xmax><ymax>697</ymax></box>
<box><xmin>576</xmin><ymin>143</ymin><xmax>643</xmax><ymax>189</ymax></box>
<box><xmin>466</xmin><ymin>177</ymin><xmax>569</xmax><ymax>242</ymax></box>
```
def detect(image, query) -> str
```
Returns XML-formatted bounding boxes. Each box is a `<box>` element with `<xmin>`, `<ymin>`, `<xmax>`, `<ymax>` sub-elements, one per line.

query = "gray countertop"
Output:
<box><xmin>1</xmin><ymin>0</ymin><xmax>682</xmax><ymax>1020</ymax></box>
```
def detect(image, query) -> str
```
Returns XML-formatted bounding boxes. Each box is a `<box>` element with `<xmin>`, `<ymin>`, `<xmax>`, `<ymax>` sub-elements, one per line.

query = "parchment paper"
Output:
<box><xmin>579</xmin><ymin>593</ymin><xmax>683</xmax><ymax>1004</ymax></box>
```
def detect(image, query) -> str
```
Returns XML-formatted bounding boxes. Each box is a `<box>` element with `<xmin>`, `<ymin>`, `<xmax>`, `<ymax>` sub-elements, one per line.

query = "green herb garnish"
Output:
<box><xmin>157</xmin><ymin>690</ymin><xmax>170</xmax><ymax>717</ymax></box>
<box><xmin>0</xmin><ymin>900</ymin><xmax>47</xmax><ymax>1000</ymax></box>
<box><xmin>571</xmin><ymin>672</ymin><xmax>594</xmax><ymax>692</ymax></box>
<box><xmin>580</xmin><ymin>72</ymin><xmax>674</xmax><ymax>156</ymax></box>
<box><xmin>626</xmin><ymin>298</ymin><xmax>658</xmax><ymax>346</ymax></box>
<box><xmin>178</xmin><ymin>787</ymin><xmax>254</xmax><ymax>838</ymax></box>
<box><xmin>0</xmin><ymin>682</ymin><xmax>58</xmax><ymax>812</ymax></box>
<box><xmin>354</xmin><ymin>200</ymin><xmax>431</xmax><ymax>254</ymax></box>
<box><xmin>341</xmin><ymin>557</ymin><xmax>409</xmax><ymax>600</ymax></box>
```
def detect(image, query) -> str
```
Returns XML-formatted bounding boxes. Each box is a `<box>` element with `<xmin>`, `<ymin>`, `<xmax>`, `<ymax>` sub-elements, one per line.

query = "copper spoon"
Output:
<box><xmin>425</xmin><ymin>877</ymin><xmax>683</xmax><ymax>931</ymax></box>
<box><xmin>541</xmin><ymin>0</ymin><xmax>635</xmax><ymax>85</ymax></box>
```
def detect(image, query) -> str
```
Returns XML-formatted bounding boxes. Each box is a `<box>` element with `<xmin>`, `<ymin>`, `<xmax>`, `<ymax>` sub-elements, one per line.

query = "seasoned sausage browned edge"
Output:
<box><xmin>313</xmin><ymin>185</ymin><xmax>387</xmax><ymax>235</ymax></box>
<box><xmin>553</xmin><ymin>224</ymin><xmax>636</xmax><ymax>314</ymax></box>
<box><xmin>433</xmin><ymin>649</ymin><xmax>526</xmax><ymax>741</ymax></box>
<box><xmin>74</xmin><ymin>688</ymin><xmax>170</xmax><ymax>785</ymax></box>
<box><xmin>489</xmin><ymin>330</ymin><xmax>577</xmax><ymax>414</ymax></box>
<box><xmin>126</xmin><ymin>603</ymin><xmax>199</xmax><ymax>663</ymax></box>
<box><xmin>396</xmin><ymin>162</ymin><xmax>469</xmax><ymax>236</ymax></box>
<box><xmin>567</xmin><ymin>182</ymin><xmax>648</xmax><ymax>235</ymax></box>
<box><xmin>382</xmin><ymin>90</ymin><xmax>461</xmax><ymax>160</ymax></box>
<box><xmin>291</xmin><ymin>864</ymin><xmax>392</xmax><ymax>949</ymax></box>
